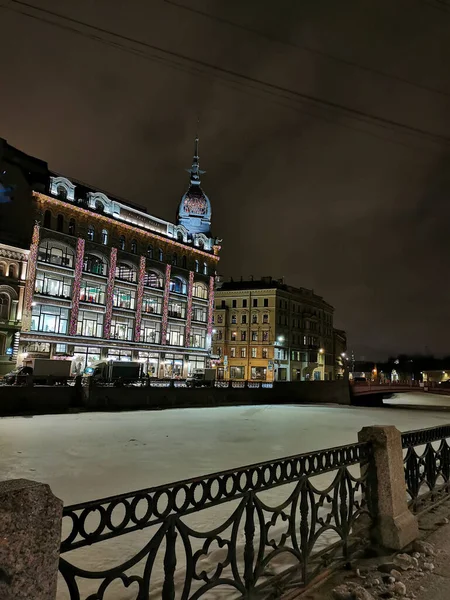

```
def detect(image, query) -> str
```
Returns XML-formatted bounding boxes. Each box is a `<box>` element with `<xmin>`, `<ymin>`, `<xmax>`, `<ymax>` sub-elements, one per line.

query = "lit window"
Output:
<box><xmin>231</xmin><ymin>314</ymin><xmax>237</xmax><ymax>324</ymax></box>
<box><xmin>101</xmin><ymin>229</ymin><xmax>108</xmax><ymax>245</ymax></box>
<box><xmin>119</xmin><ymin>236</ymin><xmax>125</xmax><ymax>251</ymax></box>
<box><xmin>230</xmin><ymin>347</ymin><xmax>236</xmax><ymax>358</ymax></box>
<box><xmin>241</xmin><ymin>331</ymin><xmax>247</xmax><ymax>341</ymax></box>
<box><xmin>262</xmin><ymin>348</ymin><xmax>268</xmax><ymax>359</ymax></box>
<box><xmin>195</xmin><ymin>260</ymin><xmax>199</xmax><ymax>272</ymax></box>
<box><xmin>147</xmin><ymin>245</ymin><xmax>153</xmax><ymax>259</ymax></box>
<box><xmin>251</xmin><ymin>347</ymin><xmax>257</xmax><ymax>358</ymax></box>
<box><xmin>251</xmin><ymin>331</ymin><xmax>258</xmax><ymax>341</ymax></box>
<box><xmin>87</xmin><ymin>226</ymin><xmax>95</xmax><ymax>242</ymax></box>
<box><xmin>203</xmin><ymin>262</ymin><xmax>208</xmax><ymax>275</ymax></box>
<box><xmin>241</xmin><ymin>347</ymin><xmax>246</xmax><ymax>358</ymax></box>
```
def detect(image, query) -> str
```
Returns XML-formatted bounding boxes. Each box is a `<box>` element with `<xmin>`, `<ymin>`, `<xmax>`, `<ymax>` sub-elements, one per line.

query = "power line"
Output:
<box><xmin>6</xmin><ymin>6</ymin><xmax>429</xmax><ymax>154</ymax></box>
<box><xmin>2</xmin><ymin>0</ymin><xmax>450</xmax><ymax>150</ymax></box>
<box><xmin>163</xmin><ymin>0</ymin><xmax>450</xmax><ymax>101</ymax></box>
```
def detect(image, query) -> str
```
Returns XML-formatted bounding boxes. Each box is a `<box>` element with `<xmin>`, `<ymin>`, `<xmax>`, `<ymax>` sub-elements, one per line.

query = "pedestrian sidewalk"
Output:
<box><xmin>284</xmin><ymin>498</ymin><xmax>450</xmax><ymax>600</ymax></box>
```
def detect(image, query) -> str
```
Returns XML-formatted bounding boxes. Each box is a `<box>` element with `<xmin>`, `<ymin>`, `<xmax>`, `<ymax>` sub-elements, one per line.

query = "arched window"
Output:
<box><xmin>101</xmin><ymin>229</ymin><xmax>108</xmax><ymax>245</ymax></box>
<box><xmin>193</xmin><ymin>282</ymin><xmax>208</xmax><ymax>299</ymax></box>
<box><xmin>147</xmin><ymin>245</ymin><xmax>153</xmax><ymax>259</ymax></box>
<box><xmin>68</xmin><ymin>219</ymin><xmax>76</xmax><ymax>236</ymax></box>
<box><xmin>83</xmin><ymin>254</ymin><xmax>107</xmax><ymax>276</ymax></box>
<box><xmin>197</xmin><ymin>238</ymin><xmax>204</xmax><ymax>250</ymax></box>
<box><xmin>182</xmin><ymin>255</ymin><xmax>187</xmax><ymax>269</ymax></box>
<box><xmin>158</xmin><ymin>248</ymin><xmax>163</xmax><ymax>262</ymax></box>
<box><xmin>203</xmin><ymin>262</ymin><xmax>208</xmax><ymax>275</ymax></box>
<box><xmin>119</xmin><ymin>236</ymin><xmax>125</xmax><ymax>251</ymax></box>
<box><xmin>56</xmin><ymin>186</ymin><xmax>67</xmax><ymax>200</ymax></box>
<box><xmin>87</xmin><ymin>226</ymin><xmax>95</xmax><ymax>242</ymax></box>
<box><xmin>115</xmin><ymin>263</ymin><xmax>137</xmax><ymax>283</ymax></box>
<box><xmin>57</xmin><ymin>214</ymin><xmax>64</xmax><ymax>232</ymax></box>
<box><xmin>8</xmin><ymin>265</ymin><xmax>15</xmax><ymax>278</ymax></box>
<box><xmin>195</xmin><ymin>260</ymin><xmax>199</xmax><ymax>273</ymax></box>
<box><xmin>0</xmin><ymin>293</ymin><xmax>9</xmax><ymax>319</ymax></box>
<box><xmin>43</xmin><ymin>210</ymin><xmax>52</xmax><ymax>229</ymax></box>
<box><xmin>144</xmin><ymin>270</ymin><xmax>163</xmax><ymax>288</ymax></box>
<box><xmin>95</xmin><ymin>200</ymin><xmax>104</xmax><ymax>214</ymax></box>
<box><xmin>177</xmin><ymin>231</ymin><xmax>183</xmax><ymax>242</ymax></box>
<box><xmin>169</xmin><ymin>277</ymin><xmax>187</xmax><ymax>295</ymax></box>
<box><xmin>172</xmin><ymin>253</ymin><xmax>178</xmax><ymax>266</ymax></box>
<box><xmin>131</xmin><ymin>239</ymin><xmax>137</xmax><ymax>254</ymax></box>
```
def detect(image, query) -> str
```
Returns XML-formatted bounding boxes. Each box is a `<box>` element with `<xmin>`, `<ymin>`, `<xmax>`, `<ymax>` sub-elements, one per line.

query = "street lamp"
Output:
<box><xmin>319</xmin><ymin>348</ymin><xmax>324</xmax><ymax>354</ymax></box>
<box><xmin>277</xmin><ymin>335</ymin><xmax>284</xmax><ymax>343</ymax></box>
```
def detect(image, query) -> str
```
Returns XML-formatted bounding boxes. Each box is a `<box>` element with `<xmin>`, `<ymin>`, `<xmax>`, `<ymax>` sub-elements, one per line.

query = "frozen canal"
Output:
<box><xmin>0</xmin><ymin>397</ymin><xmax>448</xmax><ymax>599</ymax></box>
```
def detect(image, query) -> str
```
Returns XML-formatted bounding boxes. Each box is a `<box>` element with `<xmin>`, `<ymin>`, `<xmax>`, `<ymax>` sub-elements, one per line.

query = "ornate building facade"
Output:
<box><xmin>213</xmin><ymin>277</ymin><xmax>344</xmax><ymax>381</ymax></box>
<box><xmin>0</xmin><ymin>243</ymin><xmax>28</xmax><ymax>375</ymax></box>
<box><xmin>0</xmin><ymin>137</ymin><xmax>220</xmax><ymax>377</ymax></box>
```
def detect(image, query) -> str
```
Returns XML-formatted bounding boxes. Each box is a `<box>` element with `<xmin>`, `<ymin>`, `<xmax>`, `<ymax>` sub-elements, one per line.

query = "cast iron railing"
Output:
<box><xmin>59</xmin><ymin>442</ymin><xmax>371</xmax><ymax>599</ymax></box>
<box><xmin>402</xmin><ymin>425</ymin><xmax>450</xmax><ymax>512</ymax></box>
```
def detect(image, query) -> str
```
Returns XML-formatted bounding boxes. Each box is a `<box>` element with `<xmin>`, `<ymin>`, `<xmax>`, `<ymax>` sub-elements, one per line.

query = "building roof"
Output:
<box><xmin>217</xmin><ymin>277</ymin><xmax>334</xmax><ymax>310</ymax></box>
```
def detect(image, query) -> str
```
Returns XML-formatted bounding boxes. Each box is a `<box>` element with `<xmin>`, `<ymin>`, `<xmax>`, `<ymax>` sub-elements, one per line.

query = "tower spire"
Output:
<box><xmin>186</xmin><ymin>135</ymin><xmax>205</xmax><ymax>186</ymax></box>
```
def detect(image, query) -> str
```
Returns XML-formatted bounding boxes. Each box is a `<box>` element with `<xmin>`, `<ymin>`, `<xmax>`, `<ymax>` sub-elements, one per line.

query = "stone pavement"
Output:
<box><xmin>283</xmin><ymin>498</ymin><xmax>450</xmax><ymax>600</ymax></box>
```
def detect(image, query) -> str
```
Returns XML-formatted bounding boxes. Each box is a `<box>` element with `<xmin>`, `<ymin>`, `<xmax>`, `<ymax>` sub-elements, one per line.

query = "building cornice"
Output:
<box><xmin>33</xmin><ymin>192</ymin><xmax>220</xmax><ymax>261</ymax></box>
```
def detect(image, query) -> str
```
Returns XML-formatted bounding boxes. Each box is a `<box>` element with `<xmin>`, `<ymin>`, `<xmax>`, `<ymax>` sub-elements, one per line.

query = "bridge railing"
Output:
<box><xmin>58</xmin><ymin>442</ymin><xmax>371</xmax><ymax>599</ymax></box>
<box><xmin>402</xmin><ymin>425</ymin><xmax>450</xmax><ymax>513</ymax></box>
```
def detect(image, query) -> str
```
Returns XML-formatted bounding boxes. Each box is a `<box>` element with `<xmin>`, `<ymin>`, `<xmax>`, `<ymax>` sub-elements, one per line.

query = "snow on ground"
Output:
<box><xmin>1</xmin><ymin>401</ymin><xmax>449</xmax><ymax>599</ymax></box>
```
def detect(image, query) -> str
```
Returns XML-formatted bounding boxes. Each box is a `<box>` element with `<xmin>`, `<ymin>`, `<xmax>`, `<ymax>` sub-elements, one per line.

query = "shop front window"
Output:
<box><xmin>169</xmin><ymin>277</ymin><xmax>187</xmax><ymax>295</ymax></box>
<box><xmin>190</xmin><ymin>327</ymin><xmax>206</xmax><ymax>349</ymax></box>
<box><xmin>251</xmin><ymin>366</ymin><xmax>267</xmax><ymax>381</ymax></box>
<box><xmin>140</xmin><ymin>319</ymin><xmax>161</xmax><ymax>344</ymax></box>
<box><xmin>115</xmin><ymin>263</ymin><xmax>137</xmax><ymax>283</ymax></box>
<box><xmin>142</xmin><ymin>295</ymin><xmax>162</xmax><ymax>314</ymax></box>
<box><xmin>38</xmin><ymin>243</ymin><xmax>74</xmax><ymax>268</ymax></box>
<box><xmin>31</xmin><ymin>305</ymin><xmax>69</xmax><ymax>334</ymax></box>
<box><xmin>139</xmin><ymin>352</ymin><xmax>159</xmax><ymax>377</ymax></box>
<box><xmin>80</xmin><ymin>282</ymin><xmax>106</xmax><ymax>304</ymax></box>
<box><xmin>166</xmin><ymin>323</ymin><xmax>184</xmax><ymax>346</ymax></box>
<box><xmin>71</xmin><ymin>346</ymin><xmax>101</xmax><ymax>376</ymax></box>
<box><xmin>76</xmin><ymin>310</ymin><xmax>104</xmax><ymax>338</ymax></box>
<box><xmin>187</xmin><ymin>356</ymin><xmax>205</xmax><ymax>376</ymax></box>
<box><xmin>230</xmin><ymin>366</ymin><xmax>245</xmax><ymax>380</ymax></box>
<box><xmin>110</xmin><ymin>316</ymin><xmax>134</xmax><ymax>341</ymax></box>
<box><xmin>168</xmin><ymin>301</ymin><xmax>186</xmax><ymax>319</ymax></box>
<box><xmin>163</xmin><ymin>354</ymin><xmax>184</xmax><ymax>378</ymax></box>
<box><xmin>113</xmin><ymin>287</ymin><xmax>135</xmax><ymax>310</ymax></box>
<box><xmin>83</xmin><ymin>254</ymin><xmax>107</xmax><ymax>276</ymax></box>
<box><xmin>144</xmin><ymin>271</ymin><xmax>163</xmax><ymax>289</ymax></box>
<box><xmin>35</xmin><ymin>271</ymin><xmax>72</xmax><ymax>298</ymax></box>
<box><xmin>193</xmin><ymin>282</ymin><xmax>208</xmax><ymax>299</ymax></box>
<box><xmin>192</xmin><ymin>306</ymin><xmax>207</xmax><ymax>322</ymax></box>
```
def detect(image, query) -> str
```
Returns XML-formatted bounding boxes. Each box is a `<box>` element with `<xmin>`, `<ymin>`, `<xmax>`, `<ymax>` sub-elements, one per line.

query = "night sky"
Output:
<box><xmin>2</xmin><ymin>0</ymin><xmax>450</xmax><ymax>359</ymax></box>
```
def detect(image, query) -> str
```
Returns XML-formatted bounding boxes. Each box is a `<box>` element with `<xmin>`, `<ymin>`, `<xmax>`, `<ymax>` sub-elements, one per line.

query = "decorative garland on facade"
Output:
<box><xmin>24</xmin><ymin>223</ymin><xmax>40</xmax><ymax>312</ymax></box>
<box><xmin>161</xmin><ymin>263</ymin><xmax>172</xmax><ymax>345</ymax></box>
<box><xmin>69</xmin><ymin>238</ymin><xmax>85</xmax><ymax>335</ymax></box>
<box><xmin>207</xmin><ymin>275</ymin><xmax>215</xmax><ymax>335</ymax></box>
<box><xmin>184</xmin><ymin>270</ymin><xmax>195</xmax><ymax>347</ymax></box>
<box><xmin>104</xmin><ymin>247</ymin><xmax>117</xmax><ymax>339</ymax></box>
<box><xmin>134</xmin><ymin>255</ymin><xmax>146</xmax><ymax>342</ymax></box>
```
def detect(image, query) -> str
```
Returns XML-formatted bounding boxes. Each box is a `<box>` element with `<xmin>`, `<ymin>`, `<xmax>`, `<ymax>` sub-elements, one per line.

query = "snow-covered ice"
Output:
<box><xmin>0</xmin><ymin>398</ymin><xmax>448</xmax><ymax>598</ymax></box>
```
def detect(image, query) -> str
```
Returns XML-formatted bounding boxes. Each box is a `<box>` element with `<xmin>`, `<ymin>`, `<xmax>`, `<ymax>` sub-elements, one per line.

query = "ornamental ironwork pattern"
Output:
<box><xmin>402</xmin><ymin>425</ymin><xmax>450</xmax><ymax>512</ymax></box>
<box><xmin>59</xmin><ymin>442</ymin><xmax>371</xmax><ymax>599</ymax></box>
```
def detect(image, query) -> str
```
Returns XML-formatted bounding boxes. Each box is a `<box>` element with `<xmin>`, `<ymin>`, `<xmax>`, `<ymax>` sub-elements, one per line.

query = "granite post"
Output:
<box><xmin>0</xmin><ymin>479</ymin><xmax>63</xmax><ymax>600</ymax></box>
<box><xmin>358</xmin><ymin>426</ymin><xmax>419</xmax><ymax>550</ymax></box>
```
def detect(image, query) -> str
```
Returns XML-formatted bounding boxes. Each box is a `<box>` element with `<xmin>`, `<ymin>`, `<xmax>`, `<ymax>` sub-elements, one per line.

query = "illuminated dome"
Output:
<box><xmin>177</xmin><ymin>138</ymin><xmax>211</xmax><ymax>236</ymax></box>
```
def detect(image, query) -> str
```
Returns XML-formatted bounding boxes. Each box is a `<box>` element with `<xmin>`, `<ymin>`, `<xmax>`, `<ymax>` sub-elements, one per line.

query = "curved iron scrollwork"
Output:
<box><xmin>59</xmin><ymin>443</ymin><xmax>371</xmax><ymax>598</ymax></box>
<box><xmin>402</xmin><ymin>425</ymin><xmax>450</xmax><ymax>512</ymax></box>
